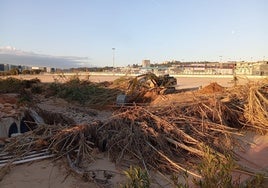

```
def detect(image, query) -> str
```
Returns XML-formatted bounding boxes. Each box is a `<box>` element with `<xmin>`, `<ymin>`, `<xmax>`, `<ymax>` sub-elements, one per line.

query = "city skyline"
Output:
<box><xmin>1</xmin><ymin>0</ymin><xmax>267</xmax><ymax>68</ymax></box>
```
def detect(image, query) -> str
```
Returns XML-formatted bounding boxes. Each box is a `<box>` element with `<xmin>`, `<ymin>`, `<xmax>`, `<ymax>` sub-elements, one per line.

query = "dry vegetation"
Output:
<box><xmin>0</xmin><ymin>75</ymin><xmax>268</xmax><ymax>187</ymax></box>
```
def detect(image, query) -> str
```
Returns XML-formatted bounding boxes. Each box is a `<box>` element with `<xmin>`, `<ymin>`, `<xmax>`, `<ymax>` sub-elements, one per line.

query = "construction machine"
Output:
<box><xmin>116</xmin><ymin>73</ymin><xmax>177</xmax><ymax>105</ymax></box>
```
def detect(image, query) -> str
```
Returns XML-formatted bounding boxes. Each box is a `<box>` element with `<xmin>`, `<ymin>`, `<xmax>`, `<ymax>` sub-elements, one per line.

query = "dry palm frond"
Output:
<box><xmin>96</xmin><ymin>105</ymin><xmax>237</xmax><ymax>174</ymax></box>
<box><xmin>244</xmin><ymin>81</ymin><xmax>268</xmax><ymax>132</ymax></box>
<box><xmin>2</xmin><ymin>121</ymin><xmax>101</xmax><ymax>170</ymax></box>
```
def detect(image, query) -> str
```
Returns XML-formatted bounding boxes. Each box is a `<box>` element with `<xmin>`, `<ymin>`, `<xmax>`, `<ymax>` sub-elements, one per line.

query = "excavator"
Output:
<box><xmin>116</xmin><ymin>72</ymin><xmax>177</xmax><ymax>105</ymax></box>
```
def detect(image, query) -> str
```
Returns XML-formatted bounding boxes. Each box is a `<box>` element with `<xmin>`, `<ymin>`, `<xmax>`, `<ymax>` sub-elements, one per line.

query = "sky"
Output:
<box><xmin>0</xmin><ymin>0</ymin><xmax>268</xmax><ymax>68</ymax></box>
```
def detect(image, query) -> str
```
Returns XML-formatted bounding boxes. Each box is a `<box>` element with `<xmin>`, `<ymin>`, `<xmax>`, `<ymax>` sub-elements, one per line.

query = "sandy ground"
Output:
<box><xmin>5</xmin><ymin>73</ymin><xmax>262</xmax><ymax>88</ymax></box>
<box><xmin>1</xmin><ymin>74</ymin><xmax>268</xmax><ymax>187</ymax></box>
<box><xmin>1</xmin><ymin>133</ymin><xmax>267</xmax><ymax>188</ymax></box>
<box><xmin>235</xmin><ymin>132</ymin><xmax>268</xmax><ymax>173</ymax></box>
<box><xmin>0</xmin><ymin>160</ymin><xmax>94</xmax><ymax>188</ymax></box>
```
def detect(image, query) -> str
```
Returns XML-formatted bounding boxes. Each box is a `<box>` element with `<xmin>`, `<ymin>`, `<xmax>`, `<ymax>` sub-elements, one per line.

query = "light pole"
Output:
<box><xmin>112</xmin><ymin>48</ymin><xmax>115</xmax><ymax>74</ymax></box>
<box><xmin>219</xmin><ymin>55</ymin><xmax>222</xmax><ymax>63</ymax></box>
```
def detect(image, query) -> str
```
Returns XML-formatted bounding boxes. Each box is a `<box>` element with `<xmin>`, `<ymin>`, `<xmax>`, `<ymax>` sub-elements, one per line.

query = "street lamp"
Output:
<box><xmin>112</xmin><ymin>48</ymin><xmax>115</xmax><ymax>74</ymax></box>
<box><xmin>219</xmin><ymin>55</ymin><xmax>222</xmax><ymax>63</ymax></box>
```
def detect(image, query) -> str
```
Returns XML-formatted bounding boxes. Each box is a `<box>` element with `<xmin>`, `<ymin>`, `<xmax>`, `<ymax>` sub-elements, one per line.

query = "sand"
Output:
<box><xmin>5</xmin><ymin>73</ymin><xmax>260</xmax><ymax>87</ymax></box>
<box><xmin>236</xmin><ymin>132</ymin><xmax>268</xmax><ymax>172</ymax></box>
<box><xmin>0</xmin><ymin>159</ymin><xmax>96</xmax><ymax>188</ymax></box>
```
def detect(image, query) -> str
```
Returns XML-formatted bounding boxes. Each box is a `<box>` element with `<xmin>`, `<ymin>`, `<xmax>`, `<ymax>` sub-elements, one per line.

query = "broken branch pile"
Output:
<box><xmin>1</xmin><ymin>78</ymin><xmax>268</xmax><ymax>179</ymax></box>
<box><xmin>96</xmin><ymin>105</ymin><xmax>240</xmax><ymax>174</ymax></box>
<box><xmin>2</xmin><ymin>122</ymin><xmax>101</xmax><ymax>169</ymax></box>
<box><xmin>222</xmin><ymin>79</ymin><xmax>268</xmax><ymax>132</ymax></box>
<box><xmin>243</xmin><ymin>80</ymin><xmax>268</xmax><ymax>132</ymax></box>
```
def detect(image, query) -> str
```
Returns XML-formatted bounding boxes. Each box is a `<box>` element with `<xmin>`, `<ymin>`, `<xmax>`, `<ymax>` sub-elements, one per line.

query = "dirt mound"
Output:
<box><xmin>199</xmin><ymin>82</ymin><xmax>225</xmax><ymax>94</ymax></box>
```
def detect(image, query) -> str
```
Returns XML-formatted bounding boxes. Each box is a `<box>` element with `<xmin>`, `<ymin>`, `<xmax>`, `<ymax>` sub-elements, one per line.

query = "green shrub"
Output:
<box><xmin>194</xmin><ymin>147</ymin><xmax>264</xmax><ymax>188</ymax></box>
<box><xmin>46</xmin><ymin>76</ymin><xmax>119</xmax><ymax>105</ymax></box>
<box><xmin>121</xmin><ymin>166</ymin><xmax>150</xmax><ymax>188</ymax></box>
<box><xmin>194</xmin><ymin>150</ymin><xmax>235</xmax><ymax>188</ymax></box>
<box><xmin>0</xmin><ymin>77</ymin><xmax>22</xmax><ymax>93</ymax></box>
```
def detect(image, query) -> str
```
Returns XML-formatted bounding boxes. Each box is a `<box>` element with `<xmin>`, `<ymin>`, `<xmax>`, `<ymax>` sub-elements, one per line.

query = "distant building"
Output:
<box><xmin>235</xmin><ymin>62</ymin><xmax>252</xmax><ymax>75</ymax></box>
<box><xmin>10</xmin><ymin>64</ymin><xmax>19</xmax><ymax>70</ymax></box>
<box><xmin>142</xmin><ymin>60</ymin><xmax>150</xmax><ymax>68</ymax></box>
<box><xmin>252</xmin><ymin>61</ymin><xmax>268</xmax><ymax>75</ymax></box>
<box><xmin>168</xmin><ymin>65</ymin><xmax>184</xmax><ymax>74</ymax></box>
<box><xmin>235</xmin><ymin>61</ymin><xmax>268</xmax><ymax>75</ymax></box>
<box><xmin>169</xmin><ymin>62</ymin><xmax>235</xmax><ymax>75</ymax></box>
<box><xmin>32</xmin><ymin>66</ymin><xmax>46</xmax><ymax>71</ymax></box>
<box><xmin>5</xmin><ymin>64</ymin><xmax>11</xmax><ymax>71</ymax></box>
<box><xmin>46</xmin><ymin>67</ymin><xmax>52</xmax><ymax>73</ymax></box>
<box><xmin>0</xmin><ymin>64</ymin><xmax>7</xmax><ymax>71</ymax></box>
<box><xmin>0</xmin><ymin>64</ymin><xmax>4</xmax><ymax>71</ymax></box>
<box><xmin>21</xmin><ymin>65</ymin><xmax>31</xmax><ymax>71</ymax></box>
<box><xmin>214</xmin><ymin>63</ymin><xmax>234</xmax><ymax>75</ymax></box>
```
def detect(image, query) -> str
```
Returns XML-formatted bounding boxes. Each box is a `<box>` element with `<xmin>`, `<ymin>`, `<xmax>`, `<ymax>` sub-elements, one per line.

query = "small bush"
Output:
<box><xmin>46</xmin><ymin>77</ymin><xmax>121</xmax><ymax>105</ymax></box>
<box><xmin>0</xmin><ymin>77</ymin><xmax>23</xmax><ymax>93</ymax></box>
<box><xmin>121</xmin><ymin>166</ymin><xmax>150</xmax><ymax>188</ymax></box>
<box><xmin>193</xmin><ymin>147</ymin><xmax>265</xmax><ymax>188</ymax></box>
<box><xmin>194</xmin><ymin>149</ymin><xmax>236</xmax><ymax>188</ymax></box>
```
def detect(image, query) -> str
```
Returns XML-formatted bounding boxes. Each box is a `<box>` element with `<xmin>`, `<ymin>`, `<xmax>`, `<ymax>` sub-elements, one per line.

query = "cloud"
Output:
<box><xmin>0</xmin><ymin>46</ymin><xmax>92</xmax><ymax>68</ymax></box>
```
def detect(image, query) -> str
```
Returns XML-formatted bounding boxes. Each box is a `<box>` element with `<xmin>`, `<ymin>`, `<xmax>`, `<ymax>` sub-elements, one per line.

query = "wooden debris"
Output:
<box><xmin>1</xmin><ymin>78</ymin><xmax>268</xmax><ymax>181</ymax></box>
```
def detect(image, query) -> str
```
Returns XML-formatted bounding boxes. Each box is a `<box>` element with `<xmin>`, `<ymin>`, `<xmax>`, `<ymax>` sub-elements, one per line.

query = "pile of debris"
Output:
<box><xmin>96</xmin><ymin>105</ymin><xmax>240</xmax><ymax>175</ymax></box>
<box><xmin>243</xmin><ymin>80</ymin><xmax>268</xmax><ymax>132</ymax></box>
<box><xmin>0</xmin><ymin>78</ymin><xmax>268</xmax><ymax>185</ymax></box>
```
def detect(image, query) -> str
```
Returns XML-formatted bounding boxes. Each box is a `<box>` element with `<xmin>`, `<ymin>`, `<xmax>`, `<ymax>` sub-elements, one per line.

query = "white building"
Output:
<box><xmin>236</xmin><ymin>61</ymin><xmax>268</xmax><ymax>75</ymax></box>
<box><xmin>142</xmin><ymin>60</ymin><xmax>150</xmax><ymax>68</ymax></box>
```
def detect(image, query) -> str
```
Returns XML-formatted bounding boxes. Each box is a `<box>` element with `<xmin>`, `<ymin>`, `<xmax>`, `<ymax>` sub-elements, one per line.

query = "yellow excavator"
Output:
<box><xmin>116</xmin><ymin>73</ymin><xmax>177</xmax><ymax>105</ymax></box>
